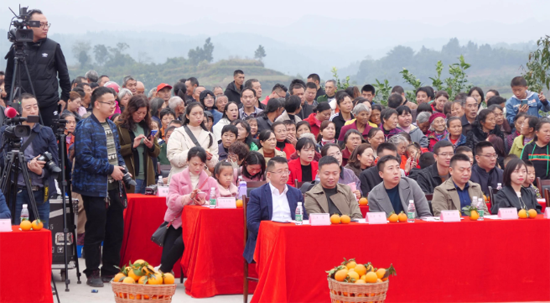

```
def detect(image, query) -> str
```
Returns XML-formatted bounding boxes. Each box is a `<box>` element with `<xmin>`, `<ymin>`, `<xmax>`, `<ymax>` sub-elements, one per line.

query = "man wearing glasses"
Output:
<box><xmin>4</xmin><ymin>9</ymin><xmax>71</xmax><ymax>127</ymax></box>
<box><xmin>416</xmin><ymin>140</ymin><xmax>455</xmax><ymax>194</ymax></box>
<box><xmin>73</xmin><ymin>87</ymin><xmax>126</xmax><ymax>287</ymax></box>
<box><xmin>470</xmin><ymin>141</ymin><xmax>504</xmax><ymax>196</ymax></box>
<box><xmin>243</xmin><ymin>156</ymin><xmax>308</xmax><ymax>263</ymax></box>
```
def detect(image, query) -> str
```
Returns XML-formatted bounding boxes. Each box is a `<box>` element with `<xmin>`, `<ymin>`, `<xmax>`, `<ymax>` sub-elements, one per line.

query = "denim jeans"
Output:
<box><xmin>135</xmin><ymin>179</ymin><xmax>146</xmax><ymax>194</ymax></box>
<box><xmin>14</xmin><ymin>187</ymin><xmax>49</xmax><ymax>228</ymax></box>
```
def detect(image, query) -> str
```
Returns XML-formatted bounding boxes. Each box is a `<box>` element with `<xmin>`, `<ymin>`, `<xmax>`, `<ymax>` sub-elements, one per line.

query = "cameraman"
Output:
<box><xmin>0</xmin><ymin>93</ymin><xmax>58</xmax><ymax>227</ymax></box>
<box><xmin>73</xmin><ymin>87</ymin><xmax>126</xmax><ymax>287</ymax></box>
<box><xmin>4</xmin><ymin>9</ymin><xmax>71</xmax><ymax>127</ymax></box>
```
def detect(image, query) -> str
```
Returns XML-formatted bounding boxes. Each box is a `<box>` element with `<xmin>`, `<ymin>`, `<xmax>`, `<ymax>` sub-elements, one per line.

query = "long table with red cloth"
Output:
<box><xmin>252</xmin><ymin>216</ymin><xmax>550</xmax><ymax>303</ymax></box>
<box><xmin>120</xmin><ymin>194</ymin><xmax>182</xmax><ymax>277</ymax></box>
<box><xmin>181</xmin><ymin>206</ymin><xmax>256</xmax><ymax>297</ymax></box>
<box><xmin>0</xmin><ymin>226</ymin><xmax>53</xmax><ymax>303</ymax></box>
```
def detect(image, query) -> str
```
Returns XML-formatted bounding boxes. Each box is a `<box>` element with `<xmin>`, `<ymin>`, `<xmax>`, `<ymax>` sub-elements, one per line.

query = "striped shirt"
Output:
<box><xmin>521</xmin><ymin>142</ymin><xmax>550</xmax><ymax>180</ymax></box>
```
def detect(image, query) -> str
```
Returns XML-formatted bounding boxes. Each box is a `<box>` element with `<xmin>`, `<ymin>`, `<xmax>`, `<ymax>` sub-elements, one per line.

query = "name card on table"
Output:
<box><xmin>157</xmin><ymin>186</ymin><xmax>169</xmax><ymax>197</ymax></box>
<box><xmin>0</xmin><ymin>219</ymin><xmax>11</xmax><ymax>232</ymax></box>
<box><xmin>366</xmin><ymin>212</ymin><xmax>387</xmax><ymax>224</ymax></box>
<box><xmin>498</xmin><ymin>208</ymin><xmax>519</xmax><ymax>220</ymax></box>
<box><xmin>309</xmin><ymin>213</ymin><xmax>331</xmax><ymax>226</ymax></box>
<box><xmin>439</xmin><ymin>210</ymin><xmax>461</xmax><ymax>222</ymax></box>
<box><xmin>545</xmin><ymin>208</ymin><xmax>550</xmax><ymax>219</ymax></box>
<box><xmin>217</xmin><ymin>197</ymin><xmax>236</xmax><ymax>209</ymax></box>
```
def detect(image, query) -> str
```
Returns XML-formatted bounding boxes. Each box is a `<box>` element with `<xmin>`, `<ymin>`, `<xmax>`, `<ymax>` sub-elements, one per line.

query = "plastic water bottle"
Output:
<box><xmin>477</xmin><ymin>198</ymin><xmax>485</xmax><ymax>221</ymax></box>
<box><xmin>157</xmin><ymin>176</ymin><xmax>163</xmax><ymax>187</ymax></box>
<box><xmin>295</xmin><ymin>202</ymin><xmax>303</xmax><ymax>225</ymax></box>
<box><xmin>209</xmin><ymin>187</ymin><xmax>216</xmax><ymax>209</ymax></box>
<box><xmin>497</xmin><ymin>183</ymin><xmax>502</xmax><ymax>190</ymax></box>
<box><xmin>20</xmin><ymin>204</ymin><xmax>29</xmax><ymax>222</ymax></box>
<box><xmin>407</xmin><ymin>200</ymin><xmax>416</xmax><ymax>223</ymax></box>
<box><xmin>239</xmin><ymin>180</ymin><xmax>247</xmax><ymax>200</ymax></box>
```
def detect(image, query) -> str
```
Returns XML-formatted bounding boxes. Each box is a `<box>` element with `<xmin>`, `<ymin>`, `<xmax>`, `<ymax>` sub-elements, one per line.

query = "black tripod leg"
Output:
<box><xmin>18</xmin><ymin>154</ymin><xmax>41</xmax><ymax>222</ymax></box>
<box><xmin>51</xmin><ymin>270</ymin><xmax>60</xmax><ymax>303</ymax></box>
<box><xmin>67</xmin><ymin>182</ymin><xmax>82</xmax><ymax>284</ymax></box>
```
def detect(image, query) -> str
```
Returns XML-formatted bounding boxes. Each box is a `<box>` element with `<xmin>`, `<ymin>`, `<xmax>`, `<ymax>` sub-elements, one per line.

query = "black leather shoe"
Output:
<box><xmin>101</xmin><ymin>275</ymin><xmax>115</xmax><ymax>283</ymax></box>
<box><xmin>86</xmin><ymin>270</ymin><xmax>104</xmax><ymax>287</ymax></box>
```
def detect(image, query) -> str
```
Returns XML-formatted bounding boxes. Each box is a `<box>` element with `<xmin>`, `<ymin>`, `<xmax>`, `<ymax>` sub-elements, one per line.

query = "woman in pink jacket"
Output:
<box><xmin>158</xmin><ymin>146</ymin><xmax>219</xmax><ymax>273</ymax></box>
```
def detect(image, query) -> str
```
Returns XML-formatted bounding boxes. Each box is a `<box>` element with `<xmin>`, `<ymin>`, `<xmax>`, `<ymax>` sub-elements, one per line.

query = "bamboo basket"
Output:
<box><xmin>328</xmin><ymin>278</ymin><xmax>389</xmax><ymax>303</ymax></box>
<box><xmin>111</xmin><ymin>282</ymin><xmax>177</xmax><ymax>302</ymax></box>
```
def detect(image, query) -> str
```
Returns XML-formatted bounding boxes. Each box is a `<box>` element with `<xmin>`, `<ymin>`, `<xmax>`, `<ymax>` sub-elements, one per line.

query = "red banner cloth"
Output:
<box><xmin>253</xmin><ymin>216</ymin><xmax>550</xmax><ymax>303</ymax></box>
<box><xmin>359</xmin><ymin>205</ymin><xmax>369</xmax><ymax>217</ymax></box>
<box><xmin>120</xmin><ymin>194</ymin><xmax>182</xmax><ymax>277</ymax></box>
<box><xmin>181</xmin><ymin>206</ymin><xmax>256</xmax><ymax>298</ymax></box>
<box><xmin>0</xmin><ymin>226</ymin><xmax>53</xmax><ymax>303</ymax></box>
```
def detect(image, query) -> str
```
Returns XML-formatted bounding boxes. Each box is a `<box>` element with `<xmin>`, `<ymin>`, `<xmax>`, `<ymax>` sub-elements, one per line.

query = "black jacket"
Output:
<box><xmin>359</xmin><ymin>166</ymin><xmax>382</xmax><ymax>197</ymax></box>
<box><xmin>297</xmin><ymin>103</ymin><xmax>313</xmax><ymax>121</ymax></box>
<box><xmin>256</xmin><ymin>114</ymin><xmax>274</xmax><ymax>134</ymax></box>
<box><xmin>416</xmin><ymin>162</ymin><xmax>444</xmax><ymax>194</ymax></box>
<box><xmin>5</xmin><ymin>38</ymin><xmax>71</xmax><ymax>108</ymax></box>
<box><xmin>461</xmin><ymin>115</ymin><xmax>473</xmax><ymax>136</ymax></box>
<box><xmin>491</xmin><ymin>186</ymin><xmax>543</xmax><ymax>214</ymax></box>
<box><xmin>332</xmin><ymin>112</ymin><xmax>354</xmax><ymax>139</ymax></box>
<box><xmin>224</xmin><ymin>81</ymin><xmax>242</xmax><ymax>105</ymax></box>
<box><xmin>465</xmin><ymin>124</ymin><xmax>504</xmax><ymax>153</ymax></box>
<box><xmin>316</xmin><ymin>87</ymin><xmax>326</xmax><ymax>100</ymax></box>
<box><xmin>470</xmin><ymin>163</ymin><xmax>503</xmax><ymax>195</ymax></box>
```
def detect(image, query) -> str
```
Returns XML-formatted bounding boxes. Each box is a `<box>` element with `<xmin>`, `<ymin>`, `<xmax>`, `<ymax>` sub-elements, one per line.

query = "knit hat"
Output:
<box><xmin>429</xmin><ymin>112</ymin><xmax>446</xmax><ymax>125</ymax></box>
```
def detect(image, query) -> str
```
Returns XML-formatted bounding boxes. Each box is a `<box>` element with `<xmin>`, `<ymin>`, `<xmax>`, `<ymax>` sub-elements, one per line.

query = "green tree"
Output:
<box><xmin>93</xmin><ymin>44</ymin><xmax>109</xmax><ymax>65</ymax></box>
<box><xmin>189</xmin><ymin>38</ymin><xmax>214</xmax><ymax>66</ymax></box>
<box><xmin>203</xmin><ymin>38</ymin><xmax>214</xmax><ymax>63</ymax></box>
<box><xmin>254</xmin><ymin>45</ymin><xmax>266</xmax><ymax>61</ymax></box>
<box><xmin>331</xmin><ymin>67</ymin><xmax>350</xmax><ymax>90</ymax></box>
<box><xmin>72</xmin><ymin>41</ymin><xmax>90</xmax><ymax>67</ymax></box>
<box><xmin>522</xmin><ymin>35</ymin><xmax>550</xmax><ymax>92</ymax></box>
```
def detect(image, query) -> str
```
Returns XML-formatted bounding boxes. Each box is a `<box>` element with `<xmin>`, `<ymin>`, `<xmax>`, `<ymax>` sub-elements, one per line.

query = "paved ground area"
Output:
<box><xmin>53</xmin><ymin>259</ymin><xmax>247</xmax><ymax>303</ymax></box>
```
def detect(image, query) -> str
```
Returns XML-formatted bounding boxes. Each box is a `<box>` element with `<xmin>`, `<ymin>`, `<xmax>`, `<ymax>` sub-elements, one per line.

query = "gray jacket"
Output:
<box><xmin>399</xmin><ymin>125</ymin><xmax>428</xmax><ymax>148</ymax></box>
<box><xmin>367</xmin><ymin>177</ymin><xmax>432</xmax><ymax>217</ymax></box>
<box><xmin>275</xmin><ymin>110</ymin><xmax>302</xmax><ymax>124</ymax></box>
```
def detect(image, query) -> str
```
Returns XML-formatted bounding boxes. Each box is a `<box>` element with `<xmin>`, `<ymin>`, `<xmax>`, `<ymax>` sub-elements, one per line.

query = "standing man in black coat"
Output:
<box><xmin>5</xmin><ymin>9</ymin><xmax>71</xmax><ymax>127</ymax></box>
<box><xmin>224</xmin><ymin>70</ymin><xmax>245</xmax><ymax>105</ymax></box>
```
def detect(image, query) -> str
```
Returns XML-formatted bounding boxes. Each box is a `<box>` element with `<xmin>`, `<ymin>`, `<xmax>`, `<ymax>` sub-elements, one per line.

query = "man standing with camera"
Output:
<box><xmin>4</xmin><ymin>9</ymin><xmax>71</xmax><ymax>127</ymax></box>
<box><xmin>0</xmin><ymin>93</ymin><xmax>59</xmax><ymax>228</ymax></box>
<box><xmin>73</xmin><ymin>87</ymin><xmax>126</xmax><ymax>287</ymax></box>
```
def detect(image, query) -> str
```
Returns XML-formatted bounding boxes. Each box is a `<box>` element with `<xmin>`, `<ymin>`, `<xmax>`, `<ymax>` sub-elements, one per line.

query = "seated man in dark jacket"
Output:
<box><xmin>244</xmin><ymin>156</ymin><xmax>308</xmax><ymax>263</ymax></box>
<box><xmin>470</xmin><ymin>141</ymin><xmax>503</xmax><ymax>195</ymax></box>
<box><xmin>416</xmin><ymin>140</ymin><xmax>454</xmax><ymax>194</ymax></box>
<box><xmin>359</xmin><ymin>143</ymin><xmax>398</xmax><ymax>195</ymax></box>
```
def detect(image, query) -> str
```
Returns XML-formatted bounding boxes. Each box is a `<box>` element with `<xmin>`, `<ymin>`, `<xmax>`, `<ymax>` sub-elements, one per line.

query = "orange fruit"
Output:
<box><xmin>470</xmin><ymin>210</ymin><xmax>479</xmax><ymax>221</ymax></box>
<box><xmin>355</xmin><ymin>279</ymin><xmax>366</xmax><ymax>284</ymax></box>
<box><xmin>346</xmin><ymin>260</ymin><xmax>357</xmax><ymax>269</ymax></box>
<box><xmin>20</xmin><ymin>220</ymin><xmax>32</xmax><ymax>231</ymax></box>
<box><xmin>135</xmin><ymin>294</ymin><xmax>142</xmax><ymax>300</ymax></box>
<box><xmin>133</xmin><ymin>259</ymin><xmax>146</xmax><ymax>266</ymax></box>
<box><xmin>398</xmin><ymin>212</ymin><xmax>407</xmax><ymax>222</ymax></box>
<box><xmin>122</xmin><ymin>277</ymin><xmax>135</xmax><ymax>284</ymax></box>
<box><xmin>141</xmin><ymin>264</ymin><xmax>155</xmax><ymax>276</ymax></box>
<box><xmin>347</xmin><ymin>270</ymin><xmax>360</xmax><ymax>281</ymax></box>
<box><xmin>364</xmin><ymin>272</ymin><xmax>378</xmax><ymax>283</ymax></box>
<box><xmin>358</xmin><ymin>197</ymin><xmax>368</xmax><ymax>206</ymax></box>
<box><xmin>518</xmin><ymin>209</ymin><xmax>528</xmax><ymax>219</ymax></box>
<box><xmin>377</xmin><ymin>278</ymin><xmax>383</xmax><ymax>283</ymax></box>
<box><xmin>31</xmin><ymin>220</ymin><xmax>43</xmax><ymax>231</ymax></box>
<box><xmin>340</xmin><ymin>215</ymin><xmax>351</xmax><ymax>224</ymax></box>
<box><xmin>236</xmin><ymin>199</ymin><xmax>243</xmax><ymax>208</ymax></box>
<box><xmin>335</xmin><ymin>269</ymin><xmax>348</xmax><ymax>281</ymax></box>
<box><xmin>128</xmin><ymin>268</ymin><xmax>142</xmax><ymax>281</ymax></box>
<box><xmin>128</xmin><ymin>294</ymin><xmax>135</xmax><ymax>299</ymax></box>
<box><xmin>388</xmin><ymin>213</ymin><xmax>398</xmax><ymax>223</ymax></box>
<box><xmin>113</xmin><ymin>273</ymin><xmax>126</xmax><ymax>282</ymax></box>
<box><xmin>163</xmin><ymin>273</ymin><xmax>175</xmax><ymax>284</ymax></box>
<box><xmin>330</xmin><ymin>214</ymin><xmax>341</xmax><ymax>224</ymax></box>
<box><xmin>376</xmin><ymin>268</ymin><xmax>386</xmax><ymax>279</ymax></box>
<box><xmin>354</xmin><ymin>264</ymin><xmax>367</xmax><ymax>276</ymax></box>
<box><xmin>138</xmin><ymin>276</ymin><xmax>147</xmax><ymax>284</ymax></box>
<box><xmin>147</xmin><ymin>273</ymin><xmax>163</xmax><ymax>285</ymax></box>
<box><xmin>528</xmin><ymin>209</ymin><xmax>537</xmax><ymax>218</ymax></box>
<box><xmin>360</xmin><ymin>275</ymin><xmax>367</xmax><ymax>281</ymax></box>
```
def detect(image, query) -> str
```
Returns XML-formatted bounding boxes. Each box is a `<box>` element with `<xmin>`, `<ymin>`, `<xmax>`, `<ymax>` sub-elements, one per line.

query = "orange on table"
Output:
<box><xmin>330</xmin><ymin>214</ymin><xmax>341</xmax><ymax>224</ymax></box>
<box><xmin>340</xmin><ymin>215</ymin><xmax>351</xmax><ymax>224</ymax></box>
<box><xmin>388</xmin><ymin>213</ymin><xmax>398</xmax><ymax>223</ymax></box>
<box><xmin>528</xmin><ymin>209</ymin><xmax>537</xmax><ymax>218</ymax></box>
<box><xmin>518</xmin><ymin>209</ymin><xmax>528</xmax><ymax>219</ymax></box>
<box><xmin>20</xmin><ymin>220</ymin><xmax>32</xmax><ymax>231</ymax></box>
<box><xmin>397</xmin><ymin>212</ymin><xmax>407</xmax><ymax>222</ymax></box>
<box><xmin>358</xmin><ymin>197</ymin><xmax>368</xmax><ymax>206</ymax></box>
<box><xmin>31</xmin><ymin>220</ymin><xmax>43</xmax><ymax>231</ymax></box>
<box><xmin>236</xmin><ymin>199</ymin><xmax>243</xmax><ymax>208</ymax></box>
<box><xmin>470</xmin><ymin>210</ymin><xmax>479</xmax><ymax>221</ymax></box>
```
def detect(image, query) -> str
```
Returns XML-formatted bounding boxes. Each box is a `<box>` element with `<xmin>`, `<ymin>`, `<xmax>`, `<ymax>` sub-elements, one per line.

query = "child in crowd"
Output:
<box><xmin>245</xmin><ymin>117</ymin><xmax>259</xmax><ymax>139</ymax></box>
<box><xmin>214</xmin><ymin>162</ymin><xmax>238</xmax><ymax>197</ymax></box>
<box><xmin>158</xmin><ymin>126</ymin><xmax>176</xmax><ymax>166</ymax></box>
<box><xmin>219</xmin><ymin>125</ymin><xmax>238</xmax><ymax>161</ymax></box>
<box><xmin>523</xmin><ymin>161</ymin><xmax>541</xmax><ymax>198</ymax></box>
<box><xmin>283</xmin><ymin>120</ymin><xmax>297</xmax><ymax>146</ymax></box>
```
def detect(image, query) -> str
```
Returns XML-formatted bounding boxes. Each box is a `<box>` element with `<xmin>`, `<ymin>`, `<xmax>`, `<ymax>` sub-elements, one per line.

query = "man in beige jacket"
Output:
<box><xmin>432</xmin><ymin>153</ymin><xmax>488</xmax><ymax>216</ymax></box>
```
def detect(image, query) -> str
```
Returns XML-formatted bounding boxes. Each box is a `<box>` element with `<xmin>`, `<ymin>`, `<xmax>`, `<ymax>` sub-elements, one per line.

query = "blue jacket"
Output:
<box><xmin>73</xmin><ymin>114</ymin><xmax>125</xmax><ymax>197</ymax></box>
<box><xmin>243</xmin><ymin>183</ymin><xmax>308</xmax><ymax>263</ymax></box>
<box><xmin>206</xmin><ymin>109</ymin><xmax>223</xmax><ymax>125</ymax></box>
<box><xmin>0</xmin><ymin>123</ymin><xmax>59</xmax><ymax>200</ymax></box>
<box><xmin>442</xmin><ymin>133</ymin><xmax>467</xmax><ymax>149</ymax></box>
<box><xmin>0</xmin><ymin>190</ymin><xmax>11</xmax><ymax>219</ymax></box>
<box><xmin>505</xmin><ymin>91</ymin><xmax>550</xmax><ymax>125</ymax></box>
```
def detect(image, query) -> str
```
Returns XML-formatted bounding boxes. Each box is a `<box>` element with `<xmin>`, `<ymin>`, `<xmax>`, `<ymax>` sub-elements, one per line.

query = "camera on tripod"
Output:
<box><xmin>4</xmin><ymin>115</ymin><xmax>40</xmax><ymax>140</ymax></box>
<box><xmin>7</xmin><ymin>6</ymin><xmax>41</xmax><ymax>44</ymax></box>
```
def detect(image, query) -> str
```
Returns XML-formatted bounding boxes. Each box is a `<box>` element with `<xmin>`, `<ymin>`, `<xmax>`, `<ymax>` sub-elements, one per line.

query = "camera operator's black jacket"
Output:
<box><xmin>4</xmin><ymin>38</ymin><xmax>71</xmax><ymax>108</ymax></box>
<box><xmin>0</xmin><ymin>123</ymin><xmax>59</xmax><ymax>200</ymax></box>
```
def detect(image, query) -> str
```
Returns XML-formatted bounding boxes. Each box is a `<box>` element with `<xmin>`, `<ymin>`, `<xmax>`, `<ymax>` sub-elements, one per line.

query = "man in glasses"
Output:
<box><xmin>244</xmin><ymin>156</ymin><xmax>308</xmax><ymax>263</ymax></box>
<box><xmin>416</xmin><ymin>140</ymin><xmax>455</xmax><ymax>194</ymax></box>
<box><xmin>470</xmin><ymin>141</ymin><xmax>504</xmax><ymax>196</ymax></box>
<box><xmin>4</xmin><ymin>9</ymin><xmax>71</xmax><ymax>127</ymax></box>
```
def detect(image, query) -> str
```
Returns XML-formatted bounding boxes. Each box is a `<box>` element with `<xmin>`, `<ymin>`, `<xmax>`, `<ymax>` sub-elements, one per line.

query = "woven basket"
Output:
<box><xmin>111</xmin><ymin>282</ymin><xmax>177</xmax><ymax>302</ymax></box>
<box><xmin>328</xmin><ymin>278</ymin><xmax>389</xmax><ymax>303</ymax></box>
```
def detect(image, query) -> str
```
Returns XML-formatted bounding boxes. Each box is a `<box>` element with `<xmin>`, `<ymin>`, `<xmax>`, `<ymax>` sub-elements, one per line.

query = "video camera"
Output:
<box><xmin>3</xmin><ymin>115</ymin><xmax>40</xmax><ymax>141</ymax></box>
<box><xmin>7</xmin><ymin>6</ymin><xmax>41</xmax><ymax>44</ymax></box>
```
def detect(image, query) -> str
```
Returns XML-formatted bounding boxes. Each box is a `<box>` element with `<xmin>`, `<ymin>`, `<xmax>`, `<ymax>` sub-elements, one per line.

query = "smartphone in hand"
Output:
<box><xmin>149</xmin><ymin>129</ymin><xmax>158</xmax><ymax>137</ymax></box>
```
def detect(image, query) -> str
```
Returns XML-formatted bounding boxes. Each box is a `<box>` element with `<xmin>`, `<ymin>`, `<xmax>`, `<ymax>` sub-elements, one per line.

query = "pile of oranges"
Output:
<box><xmin>330</xmin><ymin>214</ymin><xmax>351</xmax><ymax>224</ymax></box>
<box><xmin>327</xmin><ymin>258</ymin><xmax>396</xmax><ymax>284</ymax></box>
<box><xmin>113</xmin><ymin>259</ymin><xmax>175</xmax><ymax>300</ymax></box>
<box><xmin>20</xmin><ymin>219</ymin><xmax>43</xmax><ymax>231</ymax></box>
<box><xmin>518</xmin><ymin>209</ymin><xmax>538</xmax><ymax>219</ymax></box>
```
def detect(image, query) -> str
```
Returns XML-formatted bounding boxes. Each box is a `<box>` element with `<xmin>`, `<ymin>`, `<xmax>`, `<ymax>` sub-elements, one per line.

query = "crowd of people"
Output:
<box><xmin>0</xmin><ymin>9</ymin><xmax>549</xmax><ymax>289</ymax></box>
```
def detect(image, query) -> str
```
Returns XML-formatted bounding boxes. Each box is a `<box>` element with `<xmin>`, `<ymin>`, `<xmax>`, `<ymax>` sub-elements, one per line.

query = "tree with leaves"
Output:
<box><xmin>254</xmin><ymin>45</ymin><xmax>266</xmax><ymax>61</ymax></box>
<box><xmin>522</xmin><ymin>35</ymin><xmax>550</xmax><ymax>92</ymax></box>
<box><xmin>93</xmin><ymin>44</ymin><xmax>109</xmax><ymax>65</ymax></box>
<box><xmin>189</xmin><ymin>38</ymin><xmax>215</xmax><ymax>66</ymax></box>
<box><xmin>72</xmin><ymin>41</ymin><xmax>91</xmax><ymax>67</ymax></box>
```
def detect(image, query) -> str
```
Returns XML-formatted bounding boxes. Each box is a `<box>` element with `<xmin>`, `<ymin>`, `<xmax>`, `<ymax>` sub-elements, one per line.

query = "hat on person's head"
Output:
<box><xmin>429</xmin><ymin>112</ymin><xmax>446</xmax><ymax>125</ymax></box>
<box><xmin>104</xmin><ymin>81</ymin><xmax>120</xmax><ymax>93</ymax></box>
<box><xmin>157</xmin><ymin>83</ymin><xmax>172</xmax><ymax>92</ymax></box>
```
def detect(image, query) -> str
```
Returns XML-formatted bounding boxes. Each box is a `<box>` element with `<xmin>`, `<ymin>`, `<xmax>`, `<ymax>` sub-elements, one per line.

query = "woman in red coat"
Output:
<box><xmin>287</xmin><ymin>137</ymin><xmax>319</xmax><ymax>187</ymax></box>
<box><xmin>303</xmin><ymin>102</ymin><xmax>332</xmax><ymax>137</ymax></box>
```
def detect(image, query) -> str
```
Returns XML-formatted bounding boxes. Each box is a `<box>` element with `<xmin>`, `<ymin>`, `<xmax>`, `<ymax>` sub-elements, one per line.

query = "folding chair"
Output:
<box><xmin>243</xmin><ymin>197</ymin><xmax>258</xmax><ymax>303</ymax></box>
<box><xmin>537</xmin><ymin>177</ymin><xmax>550</xmax><ymax>199</ymax></box>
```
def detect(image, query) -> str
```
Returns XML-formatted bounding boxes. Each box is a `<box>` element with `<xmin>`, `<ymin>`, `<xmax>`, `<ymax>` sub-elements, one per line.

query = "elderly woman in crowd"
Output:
<box><xmin>415</xmin><ymin>111</ymin><xmax>432</xmax><ymax>135</ymax></box>
<box><xmin>426</xmin><ymin>112</ymin><xmax>447</xmax><ymax>152</ymax></box>
<box><xmin>338</xmin><ymin>103</ymin><xmax>372</xmax><ymax>142</ymax></box>
<box><xmin>118</xmin><ymin>88</ymin><xmax>132</xmax><ymax>113</ymax></box>
<box><xmin>168</xmin><ymin>96</ymin><xmax>185</xmax><ymax>120</ymax></box>
<box><xmin>381</xmin><ymin>108</ymin><xmax>403</xmax><ymax>140</ymax></box>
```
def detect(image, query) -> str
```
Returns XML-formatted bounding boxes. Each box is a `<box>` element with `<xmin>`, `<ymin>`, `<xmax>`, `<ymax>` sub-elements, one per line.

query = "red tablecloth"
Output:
<box><xmin>252</xmin><ymin>216</ymin><xmax>550</xmax><ymax>303</ymax></box>
<box><xmin>0</xmin><ymin>226</ymin><xmax>53</xmax><ymax>303</ymax></box>
<box><xmin>359</xmin><ymin>205</ymin><xmax>369</xmax><ymax>217</ymax></box>
<box><xmin>120</xmin><ymin>194</ymin><xmax>182</xmax><ymax>277</ymax></box>
<box><xmin>181</xmin><ymin>206</ymin><xmax>256</xmax><ymax>298</ymax></box>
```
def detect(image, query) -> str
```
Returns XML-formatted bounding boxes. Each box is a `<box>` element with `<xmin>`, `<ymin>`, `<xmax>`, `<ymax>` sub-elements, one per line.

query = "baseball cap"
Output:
<box><xmin>157</xmin><ymin>83</ymin><xmax>173</xmax><ymax>92</ymax></box>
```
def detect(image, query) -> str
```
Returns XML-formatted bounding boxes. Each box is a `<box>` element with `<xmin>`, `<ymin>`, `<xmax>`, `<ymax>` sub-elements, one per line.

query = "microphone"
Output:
<box><xmin>4</xmin><ymin>107</ymin><xmax>18</xmax><ymax>119</ymax></box>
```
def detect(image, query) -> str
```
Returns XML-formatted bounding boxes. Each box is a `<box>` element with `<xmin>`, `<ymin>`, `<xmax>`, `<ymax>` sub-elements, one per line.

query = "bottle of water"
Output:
<box><xmin>239</xmin><ymin>180</ymin><xmax>247</xmax><ymax>200</ymax></box>
<box><xmin>157</xmin><ymin>176</ymin><xmax>163</xmax><ymax>187</ymax></box>
<box><xmin>20</xmin><ymin>204</ymin><xmax>29</xmax><ymax>223</ymax></box>
<box><xmin>209</xmin><ymin>187</ymin><xmax>216</xmax><ymax>209</ymax></box>
<box><xmin>407</xmin><ymin>200</ymin><xmax>416</xmax><ymax>223</ymax></box>
<box><xmin>497</xmin><ymin>183</ymin><xmax>502</xmax><ymax>191</ymax></box>
<box><xmin>295</xmin><ymin>202</ymin><xmax>303</xmax><ymax>225</ymax></box>
<box><xmin>477</xmin><ymin>198</ymin><xmax>485</xmax><ymax>221</ymax></box>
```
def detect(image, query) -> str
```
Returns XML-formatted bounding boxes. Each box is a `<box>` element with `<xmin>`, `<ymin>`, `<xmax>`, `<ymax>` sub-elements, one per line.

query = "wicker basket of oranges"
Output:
<box><xmin>111</xmin><ymin>260</ymin><xmax>176</xmax><ymax>302</ymax></box>
<box><xmin>326</xmin><ymin>258</ymin><xmax>396</xmax><ymax>303</ymax></box>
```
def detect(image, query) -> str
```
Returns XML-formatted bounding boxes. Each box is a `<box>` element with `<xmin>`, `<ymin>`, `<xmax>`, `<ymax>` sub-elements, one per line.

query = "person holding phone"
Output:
<box><xmin>116</xmin><ymin>95</ymin><xmax>160</xmax><ymax>193</ymax></box>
